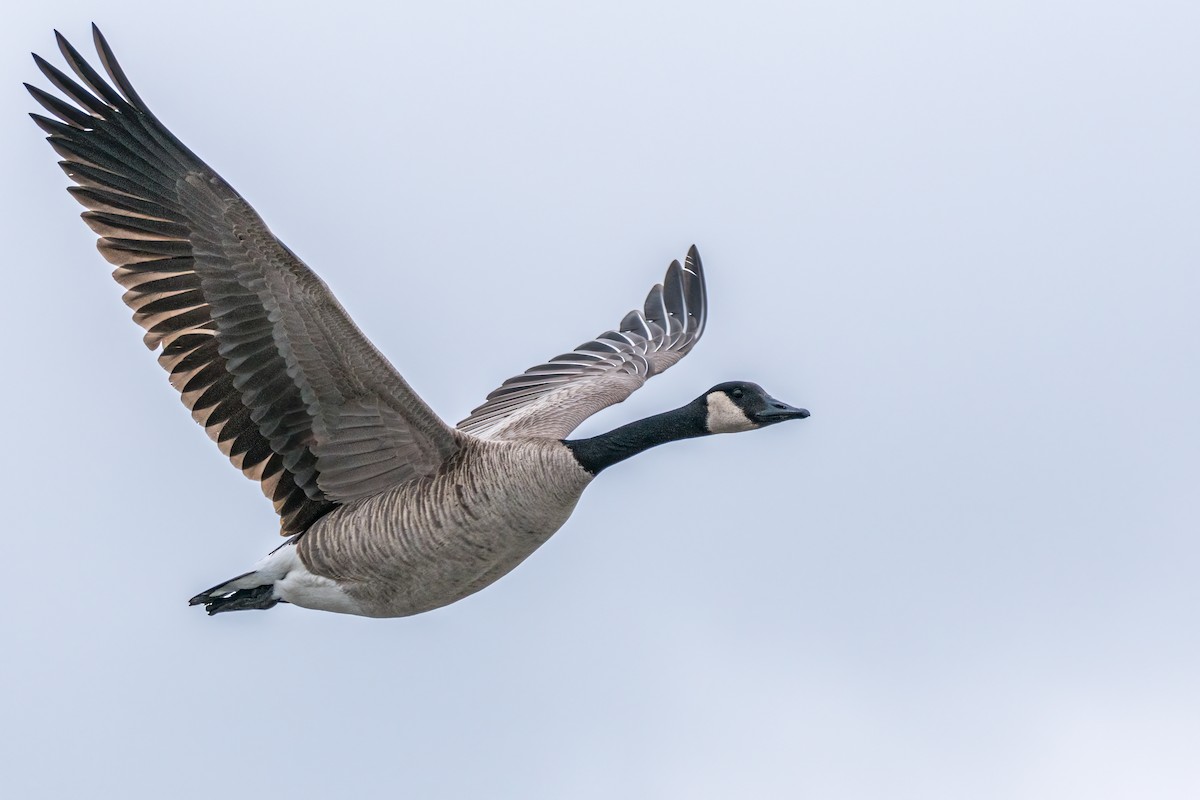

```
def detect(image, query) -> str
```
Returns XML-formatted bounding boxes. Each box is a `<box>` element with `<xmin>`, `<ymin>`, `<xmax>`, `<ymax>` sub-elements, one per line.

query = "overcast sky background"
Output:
<box><xmin>2</xmin><ymin>2</ymin><xmax>1197</xmax><ymax>798</ymax></box>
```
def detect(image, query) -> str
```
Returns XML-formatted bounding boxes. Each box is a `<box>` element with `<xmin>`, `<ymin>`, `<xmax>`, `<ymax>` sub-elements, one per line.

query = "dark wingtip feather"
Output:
<box><xmin>31</xmin><ymin>51</ymin><xmax>53</xmax><ymax>74</ymax></box>
<box><xmin>32</xmin><ymin>52</ymin><xmax>110</xmax><ymax>118</ymax></box>
<box><xmin>26</xmin><ymin>82</ymin><xmax>93</xmax><ymax>128</ymax></box>
<box><xmin>55</xmin><ymin>27</ymin><xmax>129</xmax><ymax>111</ymax></box>
<box><xmin>683</xmin><ymin>242</ymin><xmax>703</xmax><ymax>282</ymax></box>
<box><xmin>685</xmin><ymin>245</ymin><xmax>706</xmax><ymax>336</ymax></box>
<box><xmin>661</xmin><ymin>262</ymin><xmax>689</xmax><ymax>335</ymax></box>
<box><xmin>92</xmin><ymin>23</ymin><xmax>150</xmax><ymax>113</ymax></box>
<box><xmin>29</xmin><ymin>111</ymin><xmax>73</xmax><ymax>137</ymax></box>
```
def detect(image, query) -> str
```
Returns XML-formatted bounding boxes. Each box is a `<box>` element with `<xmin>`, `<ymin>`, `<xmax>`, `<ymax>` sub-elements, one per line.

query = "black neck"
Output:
<box><xmin>563</xmin><ymin>400</ymin><xmax>709</xmax><ymax>475</ymax></box>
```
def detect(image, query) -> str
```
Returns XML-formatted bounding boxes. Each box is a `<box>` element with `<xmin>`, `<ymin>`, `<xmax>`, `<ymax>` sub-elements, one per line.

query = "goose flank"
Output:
<box><xmin>26</xmin><ymin>26</ymin><xmax>811</xmax><ymax>618</ymax></box>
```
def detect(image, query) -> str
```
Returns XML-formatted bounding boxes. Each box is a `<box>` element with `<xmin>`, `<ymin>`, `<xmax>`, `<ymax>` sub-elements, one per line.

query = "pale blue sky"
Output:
<box><xmin>2</xmin><ymin>2</ymin><xmax>1197</xmax><ymax>798</ymax></box>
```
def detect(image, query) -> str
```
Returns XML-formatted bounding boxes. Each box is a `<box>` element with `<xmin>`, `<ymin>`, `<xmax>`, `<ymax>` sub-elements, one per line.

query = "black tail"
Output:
<box><xmin>189</xmin><ymin>580</ymin><xmax>280</xmax><ymax>616</ymax></box>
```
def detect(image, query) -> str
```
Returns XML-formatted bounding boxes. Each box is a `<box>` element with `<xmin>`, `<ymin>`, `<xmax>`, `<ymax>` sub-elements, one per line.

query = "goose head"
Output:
<box><xmin>701</xmin><ymin>381</ymin><xmax>810</xmax><ymax>434</ymax></box>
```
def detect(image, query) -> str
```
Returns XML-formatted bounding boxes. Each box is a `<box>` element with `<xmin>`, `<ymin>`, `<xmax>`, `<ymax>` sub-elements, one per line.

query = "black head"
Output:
<box><xmin>701</xmin><ymin>381</ymin><xmax>810</xmax><ymax>433</ymax></box>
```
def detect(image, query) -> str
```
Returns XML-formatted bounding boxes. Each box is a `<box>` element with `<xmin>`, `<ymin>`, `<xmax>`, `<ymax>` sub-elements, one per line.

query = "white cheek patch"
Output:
<box><xmin>705</xmin><ymin>392</ymin><xmax>758</xmax><ymax>434</ymax></box>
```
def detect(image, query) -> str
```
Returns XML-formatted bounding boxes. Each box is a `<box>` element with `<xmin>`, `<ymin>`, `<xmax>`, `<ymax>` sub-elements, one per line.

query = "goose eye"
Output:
<box><xmin>731</xmin><ymin>388</ymin><xmax>744</xmax><ymax>399</ymax></box>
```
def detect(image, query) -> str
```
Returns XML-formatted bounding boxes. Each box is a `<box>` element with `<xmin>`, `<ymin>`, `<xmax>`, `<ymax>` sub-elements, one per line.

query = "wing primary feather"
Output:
<box><xmin>68</xmin><ymin>186</ymin><xmax>183</xmax><ymax>221</ymax></box>
<box><xmin>29</xmin><ymin>112</ymin><xmax>78</xmax><ymax>138</ymax></box>
<box><xmin>663</xmin><ymin>261</ymin><xmax>687</xmax><ymax>328</ymax></box>
<box><xmin>683</xmin><ymin>245</ymin><xmax>706</xmax><ymax>338</ymax></box>
<box><xmin>50</xmin><ymin>131</ymin><xmax>179</xmax><ymax>192</ymax></box>
<box><xmin>26</xmin><ymin>83</ymin><xmax>94</xmax><ymax>128</ymax></box>
<box><xmin>643</xmin><ymin>282</ymin><xmax>668</xmax><ymax>328</ymax></box>
<box><xmin>54</xmin><ymin>29</ymin><xmax>133</xmax><ymax>112</ymax></box>
<box><xmin>82</xmin><ymin>211</ymin><xmax>189</xmax><ymax>239</ymax></box>
<box><xmin>620</xmin><ymin>310</ymin><xmax>653</xmax><ymax>339</ymax></box>
<box><xmin>60</xmin><ymin>160</ymin><xmax>181</xmax><ymax>212</ymax></box>
<box><xmin>32</xmin><ymin>54</ymin><xmax>111</xmax><ymax>118</ymax></box>
<box><xmin>91</xmin><ymin>24</ymin><xmax>153</xmax><ymax>117</ymax></box>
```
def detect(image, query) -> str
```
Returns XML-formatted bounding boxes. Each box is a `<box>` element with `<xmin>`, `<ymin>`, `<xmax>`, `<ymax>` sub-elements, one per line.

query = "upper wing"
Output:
<box><xmin>27</xmin><ymin>27</ymin><xmax>461</xmax><ymax>536</ymax></box>
<box><xmin>458</xmin><ymin>247</ymin><xmax>706</xmax><ymax>440</ymax></box>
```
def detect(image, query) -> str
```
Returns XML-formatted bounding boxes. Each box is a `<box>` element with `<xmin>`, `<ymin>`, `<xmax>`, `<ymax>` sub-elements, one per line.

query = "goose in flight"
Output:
<box><xmin>26</xmin><ymin>27</ymin><xmax>810</xmax><ymax>618</ymax></box>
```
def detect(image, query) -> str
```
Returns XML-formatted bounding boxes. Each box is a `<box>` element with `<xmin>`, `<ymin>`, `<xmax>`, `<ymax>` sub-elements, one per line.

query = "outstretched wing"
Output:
<box><xmin>458</xmin><ymin>247</ymin><xmax>706</xmax><ymax>440</ymax></box>
<box><xmin>27</xmin><ymin>27</ymin><xmax>460</xmax><ymax>536</ymax></box>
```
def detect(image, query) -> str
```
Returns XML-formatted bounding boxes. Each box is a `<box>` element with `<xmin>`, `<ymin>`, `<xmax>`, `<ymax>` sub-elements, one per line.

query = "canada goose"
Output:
<box><xmin>27</xmin><ymin>27</ymin><xmax>810</xmax><ymax>618</ymax></box>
